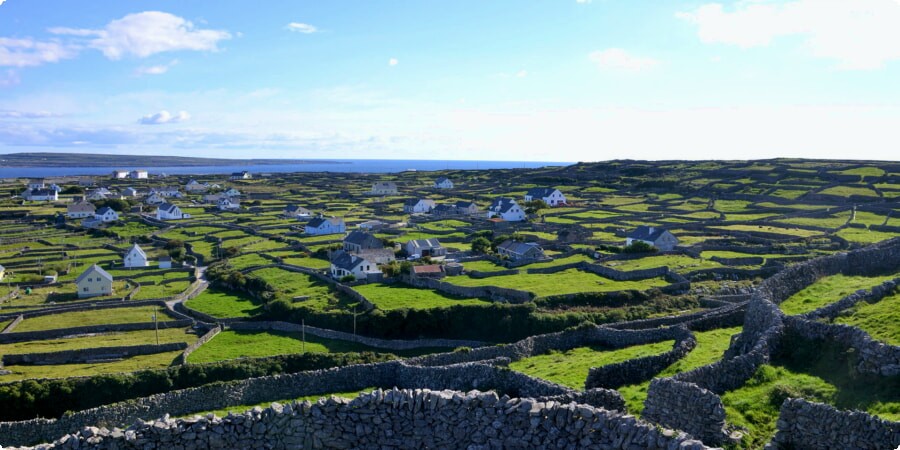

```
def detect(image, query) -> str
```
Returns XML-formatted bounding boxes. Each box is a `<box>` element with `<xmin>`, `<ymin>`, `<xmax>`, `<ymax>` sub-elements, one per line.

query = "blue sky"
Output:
<box><xmin>1</xmin><ymin>0</ymin><xmax>899</xmax><ymax>161</ymax></box>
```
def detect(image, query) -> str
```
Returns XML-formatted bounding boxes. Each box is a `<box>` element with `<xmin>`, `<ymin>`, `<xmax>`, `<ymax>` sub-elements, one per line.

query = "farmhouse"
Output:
<box><xmin>486</xmin><ymin>197</ymin><xmax>525</xmax><ymax>222</ymax></box>
<box><xmin>218</xmin><ymin>197</ymin><xmax>241</xmax><ymax>211</ymax></box>
<box><xmin>123</xmin><ymin>243</ymin><xmax>149</xmax><ymax>268</ymax></box>
<box><xmin>433</xmin><ymin>177</ymin><xmax>454</xmax><ymax>189</ymax></box>
<box><xmin>329</xmin><ymin>252</ymin><xmax>378</xmax><ymax>280</ymax></box>
<box><xmin>22</xmin><ymin>188</ymin><xmax>58</xmax><ymax>202</ymax></box>
<box><xmin>27</xmin><ymin>179</ymin><xmax>45</xmax><ymax>190</ymax></box>
<box><xmin>66</xmin><ymin>201</ymin><xmax>96</xmax><ymax>219</ymax></box>
<box><xmin>129</xmin><ymin>170</ymin><xmax>148</xmax><ymax>179</ymax></box>
<box><xmin>406</xmin><ymin>238</ymin><xmax>447</xmax><ymax>259</ymax></box>
<box><xmin>152</xmin><ymin>187</ymin><xmax>182</xmax><ymax>198</ymax></box>
<box><xmin>370</xmin><ymin>181</ymin><xmax>398</xmax><ymax>196</ymax></box>
<box><xmin>455</xmin><ymin>201</ymin><xmax>480</xmax><ymax>216</ymax></box>
<box><xmin>356</xmin><ymin>248</ymin><xmax>396</xmax><ymax>265</ymax></box>
<box><xmin>85</xmin><ymin>189</ymin><xmax>109</xmax><ymax>201</ymax></box>
<box><xmin>625</xmin><ymin>226</ymin><xmax>679</xmax><ymax>251</ymax></box>
<box><xmin>158</xmin><ymin>256</ymin><xmax>172</xmax><ymax>269</ymax></box>
<box><xmin>403</xmin><ymin>198</ymin><xmax>436</xmax><ymax>214</ymax></box>
<box><xmin>343</xmin><ymin>230</ymin><xmax>383</xmax><ymax>253</ymax></box>
<box><xmin>156</xmin><ymin>203</ymin><xmax>191</xmax><ymax>220</ymax></box>
<box><xmin>184</xmin><ymin>179</ymin><xmax>209</xmax><ymax>193</ymax></box>
<box><xmin>230</xmin><ymin>171</ymin><xmax>252</xmax><ymax>180</ymax></box>
<box><xmin>122</xmin><ymin>187</ymin><xmax>140</xmax><ymax>197</ymax></box>
<box><xmin>111</xmin><ymin>170</ymin><xmax>129</xmax><ymax>179</ymax></box>
<box><xmin>223</xmin><ymin>188</ymin><xmax>241</xmax><ymax>197</ymax></box>
<box><xmin>283</xmin><ymin>205</ymin><xmax>312</xmax><ymax>218</ymax></box>
<box><xmin>305</xmin><ymin>217</ymin><xmax>346</xmax><ymax>235</ymax></box>
<box><xmin>94</xmin><ymin>207</ymin><xmax>119</xmax><ymax>223</ymax></box>
<box><xmin>145</xmin><ymin>192</ymin><xmax>165</xmax><ymax>205</ymax></box>
<box><xmin>525</xmin><ymin>188</ymin><xmax>566</xmax><ymax>207</ymax></box>
<box><xmin>75</xmin><ymin>264</ymin><xmax>114</xmax><ymax>299</ymax></box>
<box><xmin>497</xmin><ymin>240</ymin><xmax>546</xmax><ymax>262</ymax></box>
<box><xmin>431</xmin><ymin>204</ymin><xmax>457</xmax><ymax>216</ymax></box>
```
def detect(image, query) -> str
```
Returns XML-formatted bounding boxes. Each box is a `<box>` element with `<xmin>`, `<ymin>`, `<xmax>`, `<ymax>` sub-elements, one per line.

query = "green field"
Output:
<box><xmin>249</xmin><ymin>267</ymin><xmax>355</xmax><ymax>311</ymax></box>
<box><xmin>14</xmin><ymin>305</ymin><xmax>177</xmax><ymax>332</ymax></box>
<box><xmin>186</xmin><ymin>330</ymin><xmax>377</xmax><ymax>363</ymax></box>
<box><xmin>0</xmin><ymin>351</ymin><xmax>183</xmax><ymax>382</ymax></box>
<box><xmin>185</xmin><ymin>288</ymin><xmax>264</xmax><ymax>318</ymax></box>
<box><xmin>779</xmin><ymin>273</ymin><xmax>900</xmax><ymax>315</ymax></box>
<box><xmin>0</xmin><ymin>328</ymin><xmax>196</xmax><ymax>355</ymax></box>
<box><xmin>509</xmin><ymin>340</ymin><xmax>674</xmax><ymax>389</ymax></box>
<box><xmin>447</xmin><ymin>268</ymin><xmax>671</xmax><ymax>297</ymax></box>
<box><xmin>604</xmin><ymin>255</ymin><xmax>723</xmax><ymax>272</ymax></box>
<box><xmin>351</xmin><ymin>283</ymin><xmax>488</xmax><ymax>310</ymax></box>
<box><xmin>833</xmin><ymin>289</ymin><xmax>899</xmax><ymax>345</ymax></box>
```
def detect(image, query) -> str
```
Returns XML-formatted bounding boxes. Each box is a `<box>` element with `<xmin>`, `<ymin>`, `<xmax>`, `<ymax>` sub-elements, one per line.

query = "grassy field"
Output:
<box><xmin>779</xmin><ymin>273</ymin><xmax>900</xmax><ymax>315</ymax></box>
<box><xmin>185</xmin><ymin>288</ymin><xmax>264</xmax><ymax>318</ymax></box>
<box><xmin>351</xmin><ymin>283</ymin><xmax>489</xmax><ymax>310</ymax></box>
<box><xmin>819</xmin><ymin>186</ymin><xmax>879</xmax><ymax>198</ymax></box>
<box><xmin>834</xmin><ymin>227</ymin><xmax>899</xmax><ymax>244</ymax></box>
<box><xmin>447</xmin><ymin>268</ymin><xmax>671</xmax><ymax>297</ymax></box>
<box><xmin>617</xmin><ymin>327</ymin><xmax>741</xmax><ymax>414</ymax></box>
<box><xmin>186</xmin><ymin>330</ymin><xmax>377</xmax><ymax>363</ymax></box>
<box><xmin>0</xmin><ymin>351</ymin><xmax>183</xmax><ymax>382</ymax></box>
<box><xmin>508</xmin><ymin>340</ymin><xmax>675</xmax><ymax>389</ymax></box>
<box><xmin>249</xmin><ymin>267</ymin><xmax>355</xmax><ymax>312</ymax></box>
<box><xmin>832</xmin><ymin>289</ymin><xmax>899</xmax><ymax>345</ymax></box>
<box><xmin>15</xmin><ymin>305</ymin><xmax>177</xmax><ymax>332</ymax></box>
<box><xmin>604</xmin><ymin>255</ymin><xmax>723</xmax><ymax>272</ymax></box>
<box><xmin>0</xmin><ymin>328</ymin><xmax>196</xmax><ymax>355</ymax></box>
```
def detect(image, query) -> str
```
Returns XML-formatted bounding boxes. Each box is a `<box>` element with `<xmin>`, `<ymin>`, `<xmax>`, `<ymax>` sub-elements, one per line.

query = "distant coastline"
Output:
<box><xmin>0</xmin><ymin>152</ymin><xmax>342</xmax><ymax>168</ymax></box>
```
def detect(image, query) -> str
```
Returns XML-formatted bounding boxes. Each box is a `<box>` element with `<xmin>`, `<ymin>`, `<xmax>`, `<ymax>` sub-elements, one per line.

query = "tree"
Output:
<box><xmin>471</xmin><ymin>237</ymin><xmax>491</xmax><ymax>254</ymax></box>
<box><xmin>524</xmin><ymin>199</ymin><xmax>548</xmax><ymax>215</ymax></box>
<box><xmin>622</xmin><ymin>241</ymin><xmax>658</xmax><ymax>254</ymax></box>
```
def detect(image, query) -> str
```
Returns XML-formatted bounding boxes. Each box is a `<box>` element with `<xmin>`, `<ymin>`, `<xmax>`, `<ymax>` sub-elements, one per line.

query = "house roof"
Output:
<box><xmin>158</xmin><ymin>203</ymin><xmax>179</xmax><ymax>213</ymax></box>
<box><xmin>455</xmin><ymin>201</ymin><xmax>477</xmax><ymax>209</ymax></box>
<box><xmin>407</xmin><ymin>238</ymin><xmax>442</xmax><ymax>249</ymax></box>
<box><xmin>433</xmin><ymin>204</ymin><xmax>456</xmax><ymax>213</ymax></box>
<box><xmin>307</xmin><ymin>217</ymin><xmax>343</xmax><ymax>228</ymax></box>
<box><xmin>404</xmin><ymin>198</ymin><xmax>433</xmax><ymax>207</ymax></box>
<box><xmin>435</xmin><ymin>177</ymin><xmax>450</xmax><ymax>183</ymax></box>
<box><xmin>68</xmin><ymin>201</ymin><xmax>95</xmax><ymax>212</ymax></box>
<box><xmin>372</xmin><ymin>181</ymin><xmax>397</xmax><ymax>189</ymax></box>
<box><xmin>96</xmin><ymin>206</ymin><xmax>115</xmax><ymax>215</ymax></box>
<box><xmin>29</xmin><ymin>188</ymin><xmax>56</xmax><ymax>196</ymax></box>
<box><xmin>497</xmin><ymin>240</ymin><xmax>542</xmax><ymax>256</ymax></box>
<box><xmin>331</xmin><ymin>252</ymin><xmax>367</xmax><ymax>271</ymax></box>
<box><xmin>627</xmin><ymin>226</ymin><xmax>673</xmax><ymax>242</ymax></box>
<box><xmin>126</xmin><ymin>244</ymin><xmax>147</xmax><ymax>259</ymax></box>
<box><xmin>76</xmin><ymin>264</ymin><xmax>113</xmax><ymax>284</ymax></box>
<box><xmin>344</xmin><ymin>230</ymin><xmax>382</xmax><ymax>248</ymax></box>
<box><xmin>489</xmin><ymin>197</ymin><xmax>519</xmax><ymax>214</ymax></box>
<box><xmin>412</xmin><ymin>264</ymin><xmax>443</xmax><ymax>274</ymax></box>
<box><xmin>526</xmin><ymin>187</ymin><xmax>559</xmax><ymax>198</ymax></box>
<box><xmin>284</xmin><ymin>205</ymin><xmax>311</xmax><ymax>213</ymax></box>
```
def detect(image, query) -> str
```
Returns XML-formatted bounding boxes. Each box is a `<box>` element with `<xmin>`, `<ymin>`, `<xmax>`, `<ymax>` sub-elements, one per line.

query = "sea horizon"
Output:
<box><xmin>0</xmin><ymin>159</ymin><xmax>573</xmax><ymax>179</ymax></box>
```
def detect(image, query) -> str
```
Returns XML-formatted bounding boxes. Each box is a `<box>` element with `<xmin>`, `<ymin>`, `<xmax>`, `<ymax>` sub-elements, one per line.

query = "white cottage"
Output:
<box><xmin>156</xmin><ymin>203</ymin><xmax>191</xmax><ymax>220</ymax></box>
<box><xmin>123</xmin><ymin>244</ymin><xmax>149</xmax><ymax>268</ymax></box>
<box><xmin>305</xmin><ymin>217</ymin><xmax>346</xmax><ymax>235</ymax></box>
<box><xmin>433</xmin><ymin>177</ymin><xmax>454</xmax><ymax>189</ymax></box>
<box><xmin>76</xmin><ymin>264</ymin><xmax>114</xmax><ymax>299</ymax></box>
<box><xmin>330</xmin><ymin>252</ymin><xmax>378</xmax><ymax>280</ymax></box>
<box><xmin>403</xmin><ymin>199</ymin><xmax>436</xmax><ymax>214</ymax></box>
<box><xmin>94</xmin><ymin>207</ymin><xmax>119</xmax><ymax>223</ymax></box>
<box><xmin>525</xmin><ymin>188</ymin><xmax>567</xmax><ymax>207</ymax></box>
<box><xmin>486</xmin><ymin>197</ymin><xmax>525</xmax><ymax>221</ymax></box>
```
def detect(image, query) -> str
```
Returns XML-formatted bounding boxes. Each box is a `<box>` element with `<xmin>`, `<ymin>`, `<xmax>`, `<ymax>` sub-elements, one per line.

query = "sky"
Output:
<box><xmin>1</xmin><ymin>0</ymin><xmax>900</xmax><ymax>162</ymax></box>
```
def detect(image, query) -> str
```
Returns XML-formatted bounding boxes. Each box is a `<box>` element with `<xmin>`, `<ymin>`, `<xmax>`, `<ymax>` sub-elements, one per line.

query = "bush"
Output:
<box><xmin>622</xmin><ymin>241</ymin><xmax>658</xmax><ymax>254</ymax></box>
<box><xmin>339</xmin><ymin>274</ymin><xmax>356</xmax><ymax>283</ymax></box>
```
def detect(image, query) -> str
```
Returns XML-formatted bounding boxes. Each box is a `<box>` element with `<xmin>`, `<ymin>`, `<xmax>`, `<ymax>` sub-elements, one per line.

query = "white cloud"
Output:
<box><xmin>135</xmin><ymin>59</ymin><xmax>178</xmax><ymax>76</ymax></box>
<box><xmin>388</xmin><ymin>58</ymin><xmax>399</xmax><ymax>66</ymax></box>
<box><xmin>589</xmin><ymin>48</ymin><xmax>659</xmax><ymax>71</ymax></box>
<box><xmin>50</xmin><ymin>11</ymin><xmax>231</xmax><ymax>60</ymax></box>
<box><xmin>286</xmin><ymin>22</ymin><xmax>318</xmax><ymax>34</ymax></box>
<box><xmin>139</xmin><ymin>110</ymin><xmax>190</xmax><ymax>125</ymax></box>
<box><xmin>515</xmin><ymin>69</ymin><xmax>528</xmax><ymax>78</ymax></box>
<box><xmin>0</xmin><ymin>37</ymin><xmax>78</xmax><ymax>67</ymax></box>
<box><xmin>0</xmin><ymin>69</ymin><xmax>19</xmax><ymax>86</ymax></box>
<box><xmin>677</xmin><ymin>0</ymin><xmax>900</xmax><ymax>70</ymax></box>
<box><xmin>576</xmin><ymin>0</ymin><xmax>592</xmax><ymax>3</ymax></box>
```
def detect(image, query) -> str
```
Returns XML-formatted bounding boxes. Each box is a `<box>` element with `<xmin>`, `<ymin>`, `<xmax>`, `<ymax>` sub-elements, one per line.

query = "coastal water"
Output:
<box><xmin>0</xmin><ymin>159</ymin><xmax>570</xmax><ymax>178</ymax></box>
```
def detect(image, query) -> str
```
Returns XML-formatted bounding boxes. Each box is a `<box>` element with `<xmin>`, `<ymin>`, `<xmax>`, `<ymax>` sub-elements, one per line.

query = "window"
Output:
<box><xmin>83</xmin><ymin>287</ymin><xmax>88</xmax><ymax>292</ymax></box>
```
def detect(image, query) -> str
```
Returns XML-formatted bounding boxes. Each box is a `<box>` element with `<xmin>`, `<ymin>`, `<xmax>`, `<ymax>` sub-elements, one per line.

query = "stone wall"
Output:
<box><xmin>642</xmin><ymin>378</ymin><xmax>728</xmax><ymax>446</ymax></box>
<box><xmin>406</xmin><ymin>276</ymin><xmax>534</xmax><ymax>303</ymax></box>
<box><xmin>0</xmin><ymin>319</ymin><xmax>194</xmax><ymax>345</ymax></box>
<box><xmin>174</xmin><ymin>325</ymin><xmax>221</xmax><ymax>365</ymax></box>
<box><xmin>768</xmin><ymin>398</ymin><xmax>900</xmax><ymax>450</ymax></box>
<box><xmin>8</xmin><ymin>388</ymin><xmax>712</xmax><ymax>450</ymax></box>
<box><xmin>2</xmin><ymin>343</ymin><xmax>187</xmax><ymax>366</ymax></box>
<box><xmin>802</xmin><ymin>278</ymin><xmax>898</xmax><ymax>322</ymax></box>
<box><xmin>467</xmin><ymin>268</ymin><xmax>520</xmax><ymax>278</ymax></box>
<box><xmin>585</xmin><ymin>327</ymin><xmax>696</xmax><ymax>390</ymax></box>
<box><xmin>1</xmin><ymin>314</ymin><xmax>23</xmax><ymax>333</ymax></box>
<box><xmin>782</xmin><ymin>316</ymin><xmax>900</xmax><ymax>376</ymax></box>
<box><xmin>229</xmin><ymin>321</ymin><xmax>485</xmax><ymax>351</ymax></box>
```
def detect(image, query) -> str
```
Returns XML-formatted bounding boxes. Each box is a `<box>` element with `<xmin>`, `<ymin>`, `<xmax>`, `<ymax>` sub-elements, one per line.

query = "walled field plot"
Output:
<box><xmin>835</xmin><ymin>227</ymin><xmax>899</xmax><ymax>244</ymax></box>
<box><xmin>0</xmin><ymin>328</ymin><xmax>196</xmax><ymax>355</ymax></box>
<box><xmin>778</xmin><ymin>272</ymin><xmax>900</xmax><ymax>315</ymax></box>
<box><xmin>187</xmin><ymin>330</ymin><xmax>380</xmax><ymax>364</ymax></box>
<box><xmin>185</xmin><ymin>288</ymin><xmax>264</xmax><ymax>318</ymax></box>
<box><xmin>13</xmin><ymin>305</ymin><xmax>178</xmax><ymax>332</ymax></box>
<box><xmin>832</xmin><ymin>289</ymin><xmax>899</xmax><ymax>345</ymax></box>
<box><xmin>446</xmin><ymin>269</ymin><xmax>671</xmax><ymax>297</ymax></box>
<box><xmin>603</xmin><ymin>255</ymin><xmax>723</xmax><ymax>272</ymax></box>
<box><xmin>0</xmin><ymin>351</ymin><xmax>184</xmax><ymax>382</ymax></box>
<box><xmin>249</xmin><ymin>267</ymin><xmax>356</xmax><ymax>311</ymax></box>
<box><xmin>351</xmin><ymin>283</ymin><xmax>488</xmax><ymax>311</ymax></box>
<box><xmin>508</xmin><ymin>340</ymin><xmax>675</xmax><ymax>389</ymax></box>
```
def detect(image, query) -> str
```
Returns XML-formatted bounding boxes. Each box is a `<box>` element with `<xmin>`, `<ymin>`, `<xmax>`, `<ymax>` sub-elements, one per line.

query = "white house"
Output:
<box><xmin>525</xmin><ymin>188</ymin><xmax>567</xmax><ymax>207</ymax></box>
<box><xmin>218</xmin><ymin>197</ymin><xmax>241</xmax><ymax>210</ymax></box>
<box><xmin>433</xmin><ymin>177</ymin><xmax>454</xmax><ymax>189</ymax></box>
<box><xmin>223</xmin><ymin>188</ymin><xmax>241</xmax><ymax>197</ymax></box>
<box><xmin>23</xmin><ymin>188</ymin><xmax>58</xmax><ymax>202</ymax></box>
<box><xmin>486</xmin><ymin>197</ymin><xmax>525</xmax><ymax>221</ymax></box>
<box><xmin>230</xmin><ymin>171</ymin><xmax>252</xmax><ymax>180</ymax></box>
<box><xmin>403</xmin><ymin>198</ymin><xmax>436</xmax><ymax>214</ymax></box>
<box><xmin>67</xmin><ymin>201</ymin><xmax>95</xmax><ymax>219</ymax></box>
<box><xmin>152</xmin><ymin>187</ymin><xmax>182</xmax><ymax>198</ymax></box>
<box><xmin>405</xmin><ymin>238</ymin><xmax>447</xmax><ymax>259</ymax></box>
<box><xmin>123</xmin><ymin>243</ymin><xmax>149</xmax><ymax>268</ymax></box>
<box><xmin>625</xmin><ymin>226</ymin><xmax>679</xmax><ymax>251</ymax></box>
<box><xmin>283</xmin><ymin>205</ymin><xmax>312</xmax><ymax>218</ymax></box>
<box><xmin>95</xmin><ymin>207</ymin><xmax>119</xmax><ymax>223</ymax></box>
<box><xmin>184</xmin><ymin>179</ymin><xmax>209</xmax><ymax>193</ymax></box>
<box><xmin>156</xmin><ymin>203</ymin><xmax>191</xmax><ymax>220</ymax></box>
<box><xmin>343</xmin><ymin>230</ymin><xmax>383</xmax><ymax>253</ymax></box>
<box><xmin>27</xmin><ymin>179</ymin><xmax>45</xmax><ymax>190</ymax></box>
<box><xmin>305</xmin><ymin>217</ymin><xmax>346</xmax><ymax>235</ymax></box>
<box><xmin>497</xmin><ymin>240</ymin><xmax>546</xmax><ymax>262</ymax></box>
<box><xmin>111</xmin><ymin>170</ymin><xmax>129</xmax><ymax>179</ymax></box>
<box><xmin>330</xmin><ymin>252</ymin><xmax>378</xmax><ymax>280</ymax></box>
<box><xmin>158</xmin><ymin>256</ymin><xmax>172</xmax><ymax>269</ymax></box>
<box><xmin>85</xmin><ymin>190</ymin><xmax>109</xmax><ymax>201</ymax></box>
<box><xmin>129</xmin><ymin>170</ymin><xmax>148</xmax><ymax>179</ymax></box>
<box><xmin>76</xmin><ymin>264</ymin><xmax>114</xmax><ymax>299</ymax></box>
<box><xmin>145</xmin><ymin>192</ymin><xmax>165</xmax><ymax>205</ymax></box>
<box><xmin>370</xmin><ymin>181</ymin><xmax>398</xmax><ymax>196</ymax></box>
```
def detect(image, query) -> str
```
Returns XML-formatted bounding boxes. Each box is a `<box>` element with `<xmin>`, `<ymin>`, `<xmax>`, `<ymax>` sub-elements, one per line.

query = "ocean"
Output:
<box><xmin>0</xmin><ymin>159</ymin><xmax>571</xmax><ymax>178</ymax></box>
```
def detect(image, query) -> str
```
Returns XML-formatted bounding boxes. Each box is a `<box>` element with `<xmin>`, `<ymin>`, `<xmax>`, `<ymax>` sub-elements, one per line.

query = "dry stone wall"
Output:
<box><xmin>2</xmin><ymin>342</ymin><xmax>187</xmax><ymax>366</ymax></box>
<box><xmin>767</xmin><ymin>398</ymin><xmax>900</xmax><ymax>450</ymax></box>
<box><xmin>585</xmin><ymin>326</ymin><xmax>696</xmax><ymax>390</ymax></box>
<box><xmin>642</xmin><ymin>378</ymin><xmax>728</xmax><ymax>446</ymax></box>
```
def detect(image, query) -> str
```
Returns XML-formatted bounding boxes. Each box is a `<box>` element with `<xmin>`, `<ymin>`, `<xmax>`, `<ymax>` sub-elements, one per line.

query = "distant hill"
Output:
<box><xmin>0</xmin><ymin>152</ymin><xmax>341</xmax><ymax>167</ymax></box>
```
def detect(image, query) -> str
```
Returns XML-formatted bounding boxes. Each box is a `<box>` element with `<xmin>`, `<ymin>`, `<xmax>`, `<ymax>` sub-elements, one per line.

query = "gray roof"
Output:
<box><xmin>435</xmin><ymin>177</ymin><xmax>450</xmax><ymax>183</ymax></box>
<box><xmin>331</xmin><ymin>252</ymin><xmax>366</xmax><ymax>271</ymax></box>
<box><xmin>158</xmin><ymin>203</ymin><xmax>179</xmax><ymax>213</ymax></box>
<box><xmin>433</xmin><ymin>204</ymin><xmax>456</xmax><ymax>213</ymax></box>
<box><xmin>497</xmin><ymin>240</ymin><xmax>543</xmax><ymax>256</ymax></box>
<box><xmin>526</xmin><ymin>187</ymin><xmax>558</xmax><ymax>198</ymax></box>
<box><xmin>285</xmin><ymin>205</ymin><xmax>311</xmax><ymax>214</ymax></box>
<box><xmin>627</xmin><ymin>226</ymin><xmax>672</xmax><ymax>242</ymax></box>
<box><xmin>407</xmin><ymin>238</ymin><xmax>442</xmax><ymax>250</ymax></box>
<box><xmin>76</xmin><ymin>264</ymin><xmax>113</xmax><ymax>284</ymax></box>
<box><xmin>455</xmin><ymin>201</ymin><xmax>477</xmax><ymax>209</ymax></box>
<box><xmin>126</xmin><ymin>243</ymin><xmax>147</xmax><ymax>259</ymax></box>
<box><xmin>96</xmin><ymin>206</ymin><xmax>115</xmax><ymax>215</ymax></box>
<box><xmin>489</xmin><ymin>197</ymin><xmax>519</xmax><ymax>214</ymax></box>
<box><xmin>344</xmin><ymin>230</ymin><xmax>382</xmax><ymax>248</ymax></box>
<box><xmin>307</xmin><ymin>217</ymin><xmax>343</xmax><ymax>228</ymax></box>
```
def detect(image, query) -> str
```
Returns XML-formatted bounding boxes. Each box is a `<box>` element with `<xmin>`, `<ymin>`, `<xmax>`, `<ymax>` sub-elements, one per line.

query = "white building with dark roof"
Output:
<box><xmin>433</xmin><ymin>177</ymin><xmax>454</xmax><ymax>189</ymax></box>
<box><xmin>156</xmin><ymin>203</ymin><xmax>191</xmax><ymax>220</ymax></box>
<box><xmin>625</xmin><ymin>226</ymin><xmax>679</xmax><ymax>251</ymax></box>
<box><xmin>123</xmin><ymin>244</ymin><xmax>149</xmax><ymax>268</ymax></box>
<box><xmin>76</xmin><ymin>264</ymin><xmax>114</xmax><ymax>298</ymax></box>
<box><xmin>305</xmin><ymin>217</ymin><xmax>346</xmax><ymax>235</ymax></box>
<box><xmin>486</xmin><ymin>197</ymin><xmax>525</xmax><ymax>221</ymax></box>
<box><xmin>525</xmin><ymin>188</ymin><xmax>566</xmax><ymax>207</ymax></box>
